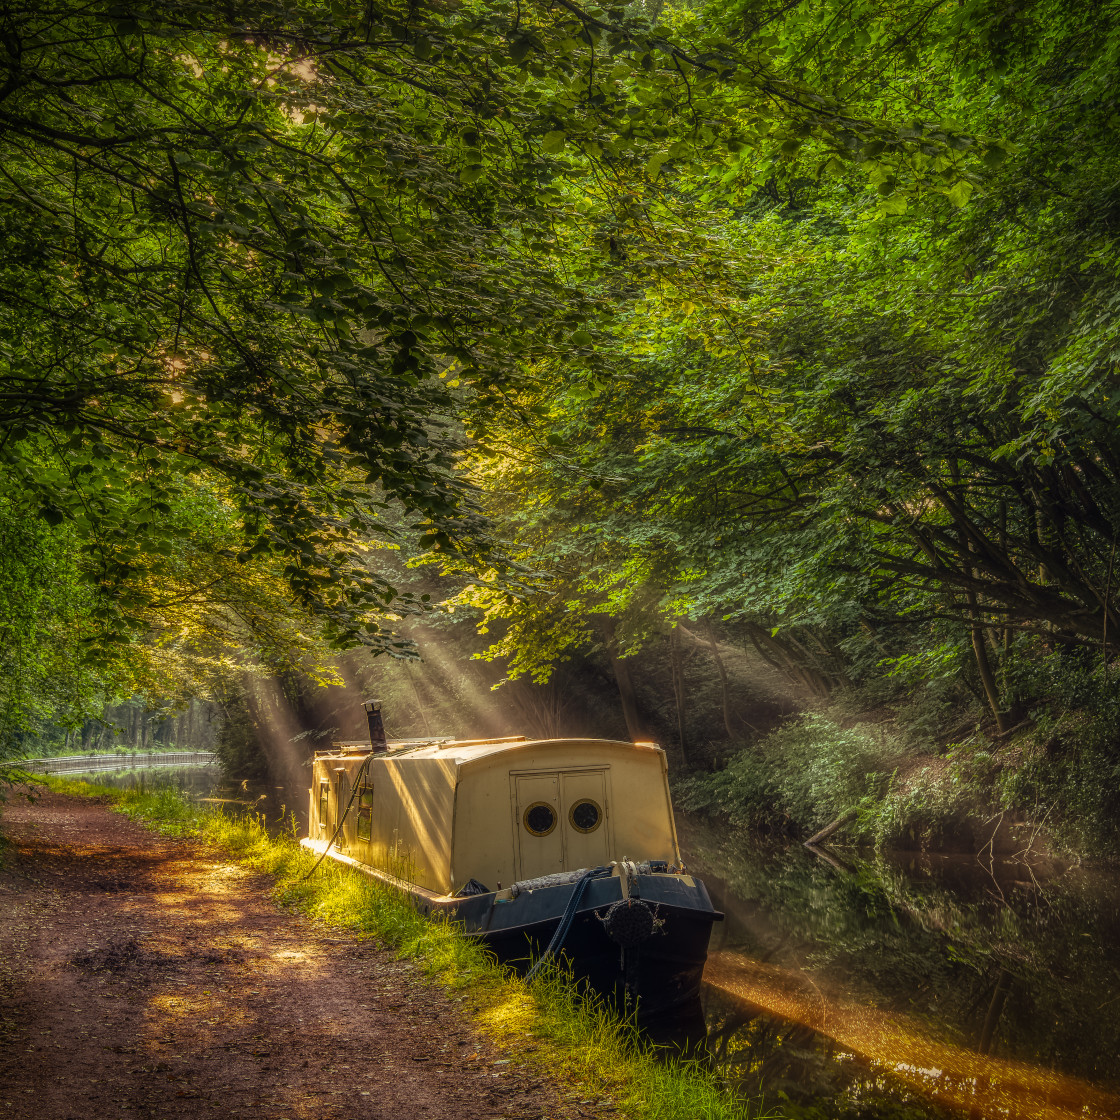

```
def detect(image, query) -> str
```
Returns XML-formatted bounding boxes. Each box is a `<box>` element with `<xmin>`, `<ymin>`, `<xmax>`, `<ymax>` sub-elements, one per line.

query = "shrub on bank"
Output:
<box><xmin>677</xmin><ymin>681</ymin><xmax>1120</xmax><ymax>859</ymax></box>
<box><xmin>994</xmin><ymin>648</ymin><xmax>1120</xmax><ymax>857</ymax></box>
<box><xmin>677</xmin><ymin>713</ymin><xmax>902</xmax><ymax>837</ymax></box>
<box><xmin>675</xmin><ymin>711</ymin><xmax>1036</xmax><ymax>852</ymax></box>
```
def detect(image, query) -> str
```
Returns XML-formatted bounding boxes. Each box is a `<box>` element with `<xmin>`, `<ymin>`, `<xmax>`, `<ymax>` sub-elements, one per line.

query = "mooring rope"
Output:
<box><xmin>524</xmin><ymin>864</ymin><xmax>613</xmax><ymax>982</ymax></box>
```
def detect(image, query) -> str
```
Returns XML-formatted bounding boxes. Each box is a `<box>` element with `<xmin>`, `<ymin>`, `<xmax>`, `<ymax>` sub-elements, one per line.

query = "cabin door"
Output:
<box><xmin>560</xmin><ymin>769</ymin><xmax>610</xmax><ymax>870</ymax></box>
<box><xmin>513</xmin><ymin>769</ymin><xmax>611</xmax><ymax>881</ymax></box>
<box><xmin>513</xmin><ymin>773</ymin><xmax>564</xmax><ymax>880</ymax></box>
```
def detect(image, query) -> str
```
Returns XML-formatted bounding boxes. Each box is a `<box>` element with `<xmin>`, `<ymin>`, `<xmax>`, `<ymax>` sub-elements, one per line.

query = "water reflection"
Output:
<box><xmin>680</xmin><ymin>816</ymin><xmax>1120</xmax><ymax>1119</ymax></box>
<box><xmin>90</xmin><ymin>765</ymin><xmax>225</xmax><ymax>798</ymax></box>
<box><xmin>88</xmin><ymin>766</ymin><xmax>306</xmax><ymax>834</ymax></box>
<box><xmin>703</xmin><ymin>980</ymin><xmax>958</xmax><ymax>1120</ymax></box>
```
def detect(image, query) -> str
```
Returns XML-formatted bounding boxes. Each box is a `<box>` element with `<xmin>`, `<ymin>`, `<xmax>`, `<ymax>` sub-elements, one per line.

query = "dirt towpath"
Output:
<box><xmin>0</xmin><ymin>791</ymin><xmax>589</xmax><ymax>1120</ymax></box>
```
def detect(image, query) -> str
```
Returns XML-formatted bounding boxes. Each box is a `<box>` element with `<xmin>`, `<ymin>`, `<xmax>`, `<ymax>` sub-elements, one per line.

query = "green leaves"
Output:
<box><xmin>982</xmin><ymin>145</ymin><xmax>1008</xmax><ymax>168</ymax></box>
<box><xmin>946</xmin><ymin>179</ymin><xmax>974</xmax><ymax>207</ymax></box>
<box><xmin>7</xmin><ymin>0</ymin><xmax>1119</xmax><ymax>750</ymax></box>
<box><xmin>453</xmin><ymin>0</ymin><xmax>1120</xmax><ymax>716</ymax></box>
<box><xmin>3</xmin><ymin>0</ymin><xmax>650</xmax><ymax>661</ymax></box>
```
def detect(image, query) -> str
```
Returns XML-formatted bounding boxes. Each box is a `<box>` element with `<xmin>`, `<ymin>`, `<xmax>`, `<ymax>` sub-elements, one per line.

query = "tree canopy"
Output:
<box><xmin>461</xmin><ymin>0</ymin><xmax>1120</xmax><ymax>740</ymax></box>
<box><xmin>6</xmin><ymin>0</ymin><xmax>1120</xmax><ymax>775</ymax></box>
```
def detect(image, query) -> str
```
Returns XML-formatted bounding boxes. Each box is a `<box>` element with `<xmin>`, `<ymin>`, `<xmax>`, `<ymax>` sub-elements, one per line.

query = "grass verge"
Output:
<box><xmin>31</xmin><ymin>774</ymin><xmax>761</xmax><ymax>1120</ymax></box>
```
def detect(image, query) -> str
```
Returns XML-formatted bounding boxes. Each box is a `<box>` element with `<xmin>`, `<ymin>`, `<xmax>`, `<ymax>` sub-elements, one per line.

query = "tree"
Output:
<box><xmin>462</xmin><ymin>0</ymin><xmax>1120</xmax><ymax>739</ymax></box>
<box><xmin>1</xmin><ymin>0</ymin><xmax>643</xmax><ymax>658</ymax></box>
<box><xmin>5</xmin><ymin>0</ymin><xmax>1061</xmax><ymax>763</ymax></box>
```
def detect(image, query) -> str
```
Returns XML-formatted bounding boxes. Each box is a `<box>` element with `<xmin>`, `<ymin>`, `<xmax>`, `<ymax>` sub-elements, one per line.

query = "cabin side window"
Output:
<box><xmin>318</xmin><ymin>781</ymin><xmax>329</xmax><ymax>833</ymax></box>
<box><xmin>334</xmin><ymin>772</ymin><xmax>349</xmax><ymax>849</ymax></box>
<box><xmin>356</xmin><ymin>783</ymin><xmax>374</xmax><ymax>842</ymax></box>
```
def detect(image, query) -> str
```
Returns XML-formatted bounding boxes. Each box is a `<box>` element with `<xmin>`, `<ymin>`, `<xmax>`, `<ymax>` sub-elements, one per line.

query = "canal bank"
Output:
<box><xmin>0</xmin><ymin>779</ymin><xmax>754</xmax><ymax>1120</ymax></box>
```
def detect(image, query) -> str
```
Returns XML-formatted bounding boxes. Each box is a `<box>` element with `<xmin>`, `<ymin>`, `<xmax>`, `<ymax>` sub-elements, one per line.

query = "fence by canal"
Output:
<box><xmin>17</xmin><ymin>751</ymin><xmax>218</xmax><ymax>775</ymax></box>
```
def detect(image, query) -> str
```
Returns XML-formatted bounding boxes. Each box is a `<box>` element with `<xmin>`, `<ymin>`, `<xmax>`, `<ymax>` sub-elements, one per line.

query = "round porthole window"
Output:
<box><xmin>568</xmin><ymin>799</ymin><xmax>602</xmax><ymax>834</ymax></box>
<box><xmin>523</xmin><ymin>802</ymin><xmax>557</xmax><ymax>836</ymax></box>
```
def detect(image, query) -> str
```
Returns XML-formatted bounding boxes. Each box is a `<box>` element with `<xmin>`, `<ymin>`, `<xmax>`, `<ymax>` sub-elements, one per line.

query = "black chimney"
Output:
<box><xmin>363</xmin><ymin>699</ymin><xmax>388</xmax><ymax>751</ymax></box>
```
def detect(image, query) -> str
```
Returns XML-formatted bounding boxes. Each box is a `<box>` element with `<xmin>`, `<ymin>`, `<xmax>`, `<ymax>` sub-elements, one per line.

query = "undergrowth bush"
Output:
<box><xmin>855</xmin><ymin>760</ymin><xmax>993</xmax><ymax>851</ymax></box>
<box><xmin>37</xmin><ymin>775</ymin><xmax>762</xmax><ymax>1120</ymax></box>
<box><xmin>1000</xmin><ymin>730</ymin><xmax>1120</xmax><ymax>857</ymax></box>
<box><xmin>996</xmin><ymin>646</ymin><xmax>1120</xmax><ymax>856</ymax></box>
<box><xmin>678</xmin><ymin>642</ymin><xmax>1120</xmax><ymax>859</ymax></box>
<box><xmin>677</xmin><ymin>713</ymin><xmax>903</xmax><ymax>837</ymax></box>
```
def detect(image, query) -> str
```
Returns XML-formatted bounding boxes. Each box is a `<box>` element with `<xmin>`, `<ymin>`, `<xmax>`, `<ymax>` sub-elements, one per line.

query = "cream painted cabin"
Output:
<box><xmin>308</xmin><ymin>736</ymin><xmax>681</xmax><ymax>897</ymax></box>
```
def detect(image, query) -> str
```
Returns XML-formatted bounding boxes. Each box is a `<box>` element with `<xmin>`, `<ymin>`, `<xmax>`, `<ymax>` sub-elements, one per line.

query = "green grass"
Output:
<box><xmin>30</xmin><ymin>774</ymin><xmax>763</xmax><ymax>1120</ymax></box>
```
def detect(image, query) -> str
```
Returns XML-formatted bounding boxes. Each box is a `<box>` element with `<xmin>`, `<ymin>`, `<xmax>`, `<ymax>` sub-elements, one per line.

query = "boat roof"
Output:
<box><xmin>318</xmin><ymin>735</ymin><xmax>662</xmax><ymax>768</ymax></box>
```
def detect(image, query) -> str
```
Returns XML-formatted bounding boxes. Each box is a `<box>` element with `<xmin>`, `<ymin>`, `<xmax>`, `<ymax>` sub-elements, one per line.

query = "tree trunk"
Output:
<box><xmin>596</xmin><ymin>617</ymin><xmax>647</xmax><ymax>742</ymax></box>
<box><xmin>705</xmin><ymin>622</ymin><xmax>735</xmax><ymax>739</ymax></box>
<box><xmin>968</xmin><ymin>590</ymin><xmax>1007</xmax><ymax>734</ymax></box>
<box><xmin>999</xmin><ymin>500</ymin><xmax>1011</xmax><ymax>659</ymax></box>
<box><xmin>669</xmin><ymin>626</ymin><xmax>690</xmax><ymax>765</ymax></box>
<box><xmin>405</xmin><ymin>663</ymin><xmax>434</xmax><ymax>736</ymax></box>
<box><xmin>804</xmin><ymin>808</ymin><xmax>857</xmax><ymax>847</ymax></box>
<box><xmin>1104</xmin><ymin>539</ymin><xmax>1116</xmax><ymax>679</ymax></box>
<box><xmin>744</xmin><ymin>622</ymin><xmax>831</xmax><ymax>697</ymax></box>
<box><xmin>978</xmin><ymin>968</ymin><xmax>1012</xmax><ymax>1055</ymax></box>
<box><xmin>609</xmin><ymin>651</ymin><xmax>644</xmax><ymax>742</ymax></box>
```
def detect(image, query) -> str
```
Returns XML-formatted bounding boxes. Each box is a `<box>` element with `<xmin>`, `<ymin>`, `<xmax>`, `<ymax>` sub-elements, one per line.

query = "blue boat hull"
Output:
<box><xmin>424</xmin><ymin>872</ymin><xmax>721</xmax><ymax>1028</ymax></box>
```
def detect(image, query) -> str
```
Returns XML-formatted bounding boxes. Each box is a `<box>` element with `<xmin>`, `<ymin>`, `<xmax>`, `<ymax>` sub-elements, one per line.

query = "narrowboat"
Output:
<box><xmin>301</xmin><ymin>701</ymin><xmax>721</xmax><ymax>1025</ymax></box>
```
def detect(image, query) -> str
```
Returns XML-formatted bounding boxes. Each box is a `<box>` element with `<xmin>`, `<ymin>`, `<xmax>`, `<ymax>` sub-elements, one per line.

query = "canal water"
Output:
<box><xmin>88</xmin><ymin>765</ymin><xmax>227</xmax><ymax>799</ymax></box>
<box><xmin>88</xmin><ymin>765</ymin><xmax>303</xmax><ymax>829</ymax></box>
<box><xmin>679</xmin><ymin>815</ymin><xmax>1120</xmax><ymax>1120</ymax></box>
<box><xmin>73</xmin><ymin>766</ymin><xmax>1120</xmax><ymax>1120</ymax></box>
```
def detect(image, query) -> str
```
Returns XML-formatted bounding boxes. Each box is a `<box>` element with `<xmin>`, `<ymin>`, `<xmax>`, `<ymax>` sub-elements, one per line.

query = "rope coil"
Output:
<box><xmin>599</xmin><ymin>897</ymin><xmax>657</xmax><ymax>947</ymax></box>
